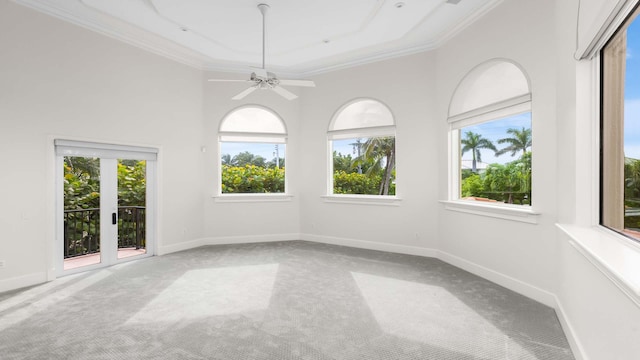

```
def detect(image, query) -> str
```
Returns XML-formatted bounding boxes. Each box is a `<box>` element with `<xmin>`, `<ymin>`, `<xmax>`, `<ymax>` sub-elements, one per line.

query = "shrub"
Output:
<box><xmin>221</xmin><ymin>165</ymin><xmax>285</xmax><ymax>193</ymax></box>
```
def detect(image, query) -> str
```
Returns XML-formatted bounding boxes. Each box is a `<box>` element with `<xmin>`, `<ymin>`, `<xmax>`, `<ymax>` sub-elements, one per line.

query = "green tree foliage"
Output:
<box><xmin>333</xmin><ymin>138</ymin><xmax>397</xmax><ymax>196</ymax></box>
<box><xmin>221</xmin><ymin>153</ymin><xmax>232</xmax><ymax>166</ymax></box>
<box><xmin>266</xmin><ymin>157</ymin><xmax>285</xmax><ymax>169</ymax></box>
<box><xmin>461</xmin><ymin>173</ymin><xmax>484</xmax><ymax>197</ymax></box>
<box><xmin>496</xmin><ymin>127</ymin><xmax>532</xmax><ymax>157</ymax></box>
<box><xmin>362</xmin><ymin>136</ymin><xmax>396</xmax><ymax>195</ymax></box>
<box><xmin>64</xmin><ymin>158</ymin><xmax>146</xmax><ymax>209</ymax></box>
<box><xmin>64</xmin><ymin>157</ymin><xmax>100</xmax><ymax>210</ymax></box>
<box><xmin>333</xmin><ymin>152</ymin><xmax>356</xmax><ymax>173</ymax></box>
<box><xmin>461</xmin><ymin>131</ymin><xmax>497</xmax><ymax>173</ymax></box>
<box><xmin>63</xmin><ymin>157</ymin><xmax>147</xmax><ymax>256</ymax></box>
<box><xmin>625</xmin><ymin>157</ymin><xmax>640</xmax><ymax>230</ymax></box>
<box><xmin>118</xmin><ymin>160</ymin><xmax>146</xmax><ymax>206</ymax></box>
<box><xmin>230</xmin><ymin>151</ymin><xmax>266</xmax><ymax>167</ymax></box>
<box><xmin>460</xmin><ymin>150</ymin><xmax>532</xmax><ymax>205</ymax></box>
<box><xmin>483</xmin><ymin>162</ymin><xmax>527</xmax><ymax>204</ymax></box>
<box><xmin>333</xmin><ymin>171</ymin><xmax>395</xmax><ymax>195</ymax></box>
<box><xmin>625</xmin><ymin>157</ymin><xmax>640</xmax><ymax>199</ymax></box>
<box><xmin>221</xmin><ymin>165</ymin><xmax>284</xmax><ymax>193</ymax></box>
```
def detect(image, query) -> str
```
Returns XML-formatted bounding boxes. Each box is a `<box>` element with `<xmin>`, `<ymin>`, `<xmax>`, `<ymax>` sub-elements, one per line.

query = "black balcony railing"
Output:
<box><xmin>64</xmin><ymin>208</ymin><xmax>100</xmax><ymax>259</ymax></box>
<box><xmin>63</xmin><ymin>206</ymin><xmax>145</xmax><ymax>259</ymax></box>
<box><xmin>118</xmin><ymin>206</ymin><xmax>146</xmax><ymax>250</ymax></box>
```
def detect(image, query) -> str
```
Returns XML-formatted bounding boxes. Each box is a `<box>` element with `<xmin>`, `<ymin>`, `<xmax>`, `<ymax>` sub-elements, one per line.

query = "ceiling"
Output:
<box><xmin>14</xmin><ymin>0</ymin><xmax>502</xmax><ymax>77</ymax></box>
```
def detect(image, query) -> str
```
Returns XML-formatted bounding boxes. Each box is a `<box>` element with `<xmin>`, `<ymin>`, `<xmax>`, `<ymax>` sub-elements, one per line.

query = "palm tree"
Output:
<box><xmin>349</xmin><ymin>138</ymin><xmax>364</xmax><ymax>174</ymax></box>
<box><xmin>221</xmin><ymin>154</ymin><xmax>232</xmax><ymax>166</ymax></box>
<box><xmin>625</xmin><ymin>157</ymin><xmax>640</xmax><ymax>200</ymax></box>
<box><xmin>357</xmin><ymin>137</ymin><xmax>396</xmax><ymax>195</ymax></box>
<box><xmin>461</xmin><ymin>131</ymin><xmax>497</xmax><ymax>173</ymax></box>
<box><xmin>496</xmin><ymin>127</ymin><xmax>532</xmax><ymax>157</ymax></box>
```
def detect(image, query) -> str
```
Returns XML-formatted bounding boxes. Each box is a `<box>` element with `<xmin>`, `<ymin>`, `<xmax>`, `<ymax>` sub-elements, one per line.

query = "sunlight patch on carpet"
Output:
<box><xmin>351</xmin><ymin>272</ymin><xmax>534</xmax><ymax>359</ymax></box>
<box><xmin>126</xmin><ymin>264</ymin><xmax>279</xmax><ymax>324</ymax></box>
<box><xmin>0</xmin><ymin>269</ymin><xmax>112</xmax><ymax>331</ymax></box>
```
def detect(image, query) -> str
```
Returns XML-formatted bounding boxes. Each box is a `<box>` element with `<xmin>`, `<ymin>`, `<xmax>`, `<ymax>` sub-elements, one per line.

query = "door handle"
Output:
<box><xmin>112</xmin><ymin>213</ymin><xmax>117</xmax><ymax>225</ymax></box>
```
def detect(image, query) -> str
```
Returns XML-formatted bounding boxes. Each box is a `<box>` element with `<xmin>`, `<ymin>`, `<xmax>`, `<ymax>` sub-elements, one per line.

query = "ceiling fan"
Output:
<box><xmin>208</xmin><ymin>3</ymin><xmax>316</xmax><ymax>100</ymax></box>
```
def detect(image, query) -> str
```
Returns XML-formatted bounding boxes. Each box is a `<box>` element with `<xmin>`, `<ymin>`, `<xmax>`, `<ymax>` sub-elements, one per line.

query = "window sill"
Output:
<box><xmin>213</xmin><ymin>194</ymin><xmax>293</xmax><ymax>203</ymax></box>
<box><xmin>322</xmin><ymin>195</ymin><xmax>402</xmax><ymax>206</ymax></box>
<box><xmin>439</xmin><ymin>200</ymin><xmax>539</xmax><ymax>224</ymax></box>
<box><xmin>557</xmin><ymin>224</ymin><xmax>640</xmax><ymax>308</ymax></box>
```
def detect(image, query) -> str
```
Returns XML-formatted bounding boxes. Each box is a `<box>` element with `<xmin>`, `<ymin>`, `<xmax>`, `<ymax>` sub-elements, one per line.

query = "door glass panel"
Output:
<box><xmin>63</xmin><ymin>156</ymin><xmax>101</xmax><ymax>270</ymax></box>
<box><xmin>117</xmin><ymin>159</ymin><xmax>147</xmax><ymax>259</ymax></box>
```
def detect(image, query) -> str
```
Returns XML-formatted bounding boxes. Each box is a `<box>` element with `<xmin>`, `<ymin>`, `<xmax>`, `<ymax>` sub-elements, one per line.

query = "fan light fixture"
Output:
<box><xmin>208</xmin><ymin>3</ymin><xmax>316</xmax><ymax>100</ymax></box>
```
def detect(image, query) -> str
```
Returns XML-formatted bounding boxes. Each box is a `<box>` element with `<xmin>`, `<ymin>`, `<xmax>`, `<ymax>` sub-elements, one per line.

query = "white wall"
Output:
<box><xmin>435</xmin><ymin>0</ymin><xmax>559</xmax><ymax>303</ymax></box>
<box><xmin>557</xmin><ymin>231</ymin><xmax>640</xmax><ymax>359</ymax></box>
<box><xmin>298</xmin><ymin>51</ymin><xmax>440</xmax><ymax>253</ymax></box>
<box><xmin>201</xmin><ymin>75</ymin><xmax>302</xmax><ymax>241</ymax></box>
<box><xmin>0</xmin><ymin>1</ymin><xmax>204</xmax><ymax>289</ymax></box>
<box><xmin>432</xmin><ymin>0</ymin><xmax>640</xmax><ymax>359</ymax></box>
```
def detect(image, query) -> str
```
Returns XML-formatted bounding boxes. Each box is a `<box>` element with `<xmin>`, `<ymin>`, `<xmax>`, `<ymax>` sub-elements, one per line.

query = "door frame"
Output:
<box><xmin>54</xmin><ymin>139</ymin><xmax>158</xmax><ymax>277</ymax></box>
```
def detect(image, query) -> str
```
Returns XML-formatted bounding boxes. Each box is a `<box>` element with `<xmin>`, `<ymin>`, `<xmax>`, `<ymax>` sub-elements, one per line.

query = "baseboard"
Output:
<box><xmin>300</xmin><ymin>234</ymin><xmax>555</xmax><ymax>307</ymax></box>
<box><xmin>202</xmin><ymin>233</ymin><xmax>300</xmax><ymax>245</ymax></box>
<box><xmin>158</xmin><ymin>233</ymin><xmax>301</xmax><ymax>255</ymax></box>
<box><xmin>300</xmin><ymin>233</ymin><xmax>438</xmax><ymax>258</ymax></box>
<box><xmin>0</xmin><ymin>272</ymin><xmax>48</xmax><ymax>294</ymax></box>
<box><xmin>554</xmin><ymin>296</ymin><xmax>588</xmax><ymax>360</ymax></box>
<box><xmin>437</xmin><ymin>250</ymin><xmax>556</xmax><ymax>307</ymax></box>
<box><xmin>157</xmin><ymin>238</ymin><xmax>207</xmax><ymax>255</ymax></box>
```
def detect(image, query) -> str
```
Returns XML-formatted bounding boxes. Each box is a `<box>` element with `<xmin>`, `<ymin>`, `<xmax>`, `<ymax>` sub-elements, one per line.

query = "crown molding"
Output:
<box><xmin>12</xmin><ymin>0</ymin><xmax>504</xmax><ymax>77</ymax></box>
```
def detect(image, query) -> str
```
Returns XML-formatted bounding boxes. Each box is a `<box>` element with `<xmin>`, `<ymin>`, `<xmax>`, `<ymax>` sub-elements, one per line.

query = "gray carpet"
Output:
<box><xmin>0</xmin><ymin>241</ymin><xmax>574</xmax><ymax>360</ymax></box>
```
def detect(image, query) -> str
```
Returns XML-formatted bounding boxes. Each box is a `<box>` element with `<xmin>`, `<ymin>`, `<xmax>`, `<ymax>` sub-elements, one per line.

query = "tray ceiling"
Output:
<box><xmin>13</xmin><ymin>0</ymin><xmax>502</xmax><ymax>76</ymax></box>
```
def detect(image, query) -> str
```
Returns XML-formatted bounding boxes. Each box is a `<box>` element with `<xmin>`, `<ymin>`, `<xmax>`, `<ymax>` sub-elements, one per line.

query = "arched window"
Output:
<box><xmin>328</xmin><ymin>99</ymin><xmax>396</xmax><ymax>196</ymax></box>
<box><xmin>448</xmin><ymin>59</ymin><xmax>532</xmax><ymax>206</ymax></box>
<box><xmin>219</xmin><ymin>106</ymin><xmax>287</xmax><ymax>194</ymax></box>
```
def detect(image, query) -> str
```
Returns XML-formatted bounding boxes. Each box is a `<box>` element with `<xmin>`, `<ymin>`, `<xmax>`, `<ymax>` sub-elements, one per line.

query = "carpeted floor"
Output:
<box><xmin>0</xmin><ymin>241</ymin><xmax>574</xmax><ymax>359</ymax></box>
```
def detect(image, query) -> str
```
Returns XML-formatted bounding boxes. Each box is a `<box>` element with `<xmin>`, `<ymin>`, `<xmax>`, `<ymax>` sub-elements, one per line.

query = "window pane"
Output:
<box><xmin>623</xmin><ymin>14</ymin><xmax>640</xmax><ymax>241</ymax></box>
<box><xmin>63</xmin><ymin>156</ymin><xmax>101</xmax><ymax>270</ymax></box>
<box><xmin>602</xmin><ymin>8</ymin><xmax>640</xmax><ymax>241</ymax></box>
<box><xmin>459</xmin><ymin>113</ymin><xmax>532</xmax><ymax>205</ymax></box>
<box><xmin>220</xmin><ymin>142</ymin><xmax>285</xmax><ymax>194</ymax></box>
<box><xmin>332</xmin><ymin>136</ymin><xmax>396</xmax><ymax>196</ymax></box>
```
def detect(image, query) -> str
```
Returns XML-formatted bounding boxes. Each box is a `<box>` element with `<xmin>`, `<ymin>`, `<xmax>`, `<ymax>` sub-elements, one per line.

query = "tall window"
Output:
<box><xmin>601</xmin><ymin>5</ymin><xmax>640</xmax><ymax>241</ymax></box>
<box><xmin>219</xmin><ymin>106</ymin><xmax>286</xmax><ymax>194</ymax></box>
<box><xmin>328</xmin><ymin>99</ymin><xmax>396</xmax><ymax>196</ymax></box>
<box><xmin>449</xmin><ymin>60</ymin><xmax>532</xmax><ymax>206</ymax></box>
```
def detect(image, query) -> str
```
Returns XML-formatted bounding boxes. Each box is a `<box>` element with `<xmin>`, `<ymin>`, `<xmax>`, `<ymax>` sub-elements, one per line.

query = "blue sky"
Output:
<box><xmin>220</xmin><ymin>139</ymin><xmax>369</xmax><ymax>164</ymax></box>
<box><xmin>460</xmin><ymin>113</ymin><xmax>531</xmax><ymax>165</ymax></box>
<box><xmin>332</xmin><ymin>139</ymin><xmax>366</xmax><ymax>158</ymax></box>
<box><xmin>625</xmin><ymin>18</ymin><xmax>640</xmax><ymax>160</ymax></box>
<box><xmin>221</xmin><ymin>142</ymin><xmax>285</xmax><ymax>161</ymax></box>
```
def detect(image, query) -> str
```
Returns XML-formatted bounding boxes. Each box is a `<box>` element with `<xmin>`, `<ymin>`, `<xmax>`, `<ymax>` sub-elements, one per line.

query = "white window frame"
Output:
<box><xmin>443</xmin><ymin>60</ymin><xmax>539</xmax><ymax>223</ymax></box>
<box><xmin>216</xmin><ymin>105</ymin><xmax>289</xmax><ymax>200</ymax></box>
<box><xmin>326</xmin><ymin>98</ymin><xmax>399</xmax><ymax>203</ymax></box>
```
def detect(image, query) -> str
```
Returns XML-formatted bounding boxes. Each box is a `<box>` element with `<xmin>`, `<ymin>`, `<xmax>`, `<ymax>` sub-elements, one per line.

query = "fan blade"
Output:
<box><xmin>232</xmin><ymin>86</ymin><xmax>258</xmax><ymax>100</ymax></box>
<box><xmin>278</xmin><ymin>79</ymin><xmax>316</xmax><ymax>87</ymax></box>
<box><xmin>251</xmin><ymin>67</ymin><xmax>269</xmax><ymax>79</ymax></box>
<box><xmin>272</xmin><ymin>86</ymin><xmax>298</xmax><ymax>100</ymax></box>
<box><xmin>208</xmin><ymin>79</ymin><xmax>250</xmax><ymax>82</ymax></box>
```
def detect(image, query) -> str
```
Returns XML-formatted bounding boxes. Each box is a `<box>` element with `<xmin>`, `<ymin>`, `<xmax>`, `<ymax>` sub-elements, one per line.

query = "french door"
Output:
<box><xmin>55</xmin><ymin>140</ymin><xmax>157</xmax><ymax>275</ymax></box>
